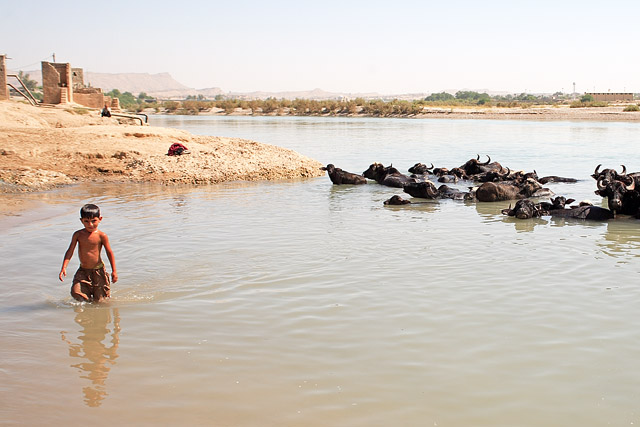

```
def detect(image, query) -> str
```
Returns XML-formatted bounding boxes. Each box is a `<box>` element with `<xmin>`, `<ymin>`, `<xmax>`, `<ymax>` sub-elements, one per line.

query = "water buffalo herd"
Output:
<box><xmin>321</xmin><ymin>156</ymin><xmax>640</xmax><ymax>221</ymax></box>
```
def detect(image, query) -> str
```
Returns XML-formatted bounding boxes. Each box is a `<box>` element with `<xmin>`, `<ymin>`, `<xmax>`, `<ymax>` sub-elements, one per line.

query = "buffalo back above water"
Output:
<box><xmin>475</xmin><ymin>179</ymin><xmax>542</xmax><ymax>202</ymax></box>
<box><xmin>321</xmin><ymin>164</ymin><xmax>367</xmax><ymax>185</ymax></box>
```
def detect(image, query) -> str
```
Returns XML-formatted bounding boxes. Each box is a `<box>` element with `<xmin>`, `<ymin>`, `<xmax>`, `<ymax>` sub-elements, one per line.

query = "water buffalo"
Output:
<box><xmin>384</xmin><ymin>195</ymin><xmax>412</xmax><ymax>205</ymax></box>
<box><xmin>437</xmin><ymin>184</ymin><xmax>471</xmax><ymax>200</ymax></box>
<box><xmin>321</xmin><ymin>164</ymin><xmax>367</xmax><ymax>185</ymax></box>
<box><xmin>501</xmin><ymin>196</ymin><xmax>572</xmax><ymax>219</ymax></box>
<box><xmin>403</xmin><ymin>182</ymin><xmax>471</xmax><ymax>200</ymax></box>
<box><xmin>403</xmin><ymin>181</ymin><xmax>439</xmax><ymax>199</ymax></box>
<box><xmin>459</xmin><ymin>155</ymin><xmax>506</xmax><ymax>178</ymax></box>
<box><xmin>595</xmin><ymin>177</ymin><xmax>640</xmax><ymax>216</ymax></box>
<box><xmin>432</xmin><ymin>167</ymin><xmax>450</xmax><ymax>176</ymax></box>
<box><xmin>501</xmin><ymin>199</ymin><xmax>541</xmax><ymax>219</ymax></box>
<box><xmin>550</xmin><ymin>205</ymin><xmax>614</xmax><ymax>221</ymax></box>
<box><xmin>408</xmin><ymin>163</ymin><xmax>433</xmax><ymax>175</ymax></box>
<box><xmin>437</xmin><ymin>175</ymin><xmax>459</xmax><ymax>183</ymax></box>
<box><xmin>502</xmin><ymin>197</ymin><xmax>613</xmax><ymax>220</ymax></box>
<box><xmin>475</xmin><ymin>178</ymin><xmax>548</xmax><ymax>202</ymax></box>
<box><xmin>449</xmin><ymin>167</ymin><xmax>469</xmax><ymax>179</ymax></box>
<box><xmin>363</xmin><ymin>163</ymin><xmax>417</xmax><ymax>188</ymax></box>
<box><xmin>477</xmin><ymin>167</ymin><xmax>511</xmax><ymax>183</ymax></box>
<box><xmin>538</xmin><ymin>175</ymin><xmax>578</xmax><ymax>184</ymax></box>
<box><xmin>537</xmin><ymin>196</ymin><xmax>575</xmax><ymax>212</ymax></box>
<box><xmin>591</xmin><ymin>164</ymin><xmax>626</xmax><ymax>183</ymax></box>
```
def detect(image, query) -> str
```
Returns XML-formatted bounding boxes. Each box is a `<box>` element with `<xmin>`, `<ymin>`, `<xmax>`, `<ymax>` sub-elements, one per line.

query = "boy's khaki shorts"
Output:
<box><xmin>72</xmin><ymin>264</ymin><xmax>111</xmax><ymax>300</ymax></box>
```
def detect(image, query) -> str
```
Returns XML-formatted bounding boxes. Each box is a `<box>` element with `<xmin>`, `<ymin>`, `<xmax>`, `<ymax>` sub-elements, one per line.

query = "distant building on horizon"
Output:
<box><xmin>585</xmin><ymin>92</ymin><xmax>634</xmax><ymax>102</ymax></box>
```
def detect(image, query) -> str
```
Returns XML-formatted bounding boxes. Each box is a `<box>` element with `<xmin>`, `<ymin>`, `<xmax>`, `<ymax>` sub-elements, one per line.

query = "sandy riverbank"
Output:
<box><xmin>0</xmin><ymin>100</ymin><xmax>326</xmax><ymax>217</ymax></box>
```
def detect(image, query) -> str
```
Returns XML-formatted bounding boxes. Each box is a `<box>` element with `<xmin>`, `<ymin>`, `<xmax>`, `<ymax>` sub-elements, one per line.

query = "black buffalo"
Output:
<box><xmin>437</xmin><ymin>175</ymin><xmax>459</xmax><ymax>183</ymax></box>
<box><xmin>408</xmin><ymin>163</ymin><xmax>433</xmax><ymax>175</ymax></box>
<box><xmin>475</xmin><ymin>178</ymin><xmax>549</xmax><ymax>202</ymax></box>
<box><xmin>550</xmin><ymin>205</ymin><xmax>614</xmax><ymax>221</ymax></box>
<box><xmin>403</xmin><ymin>181</ymin><xmax>439</xmax><ymax>199</ymax></box>
<box><xmin>321</xmin><ymin>164</ymin><xmax>367</xmax><ymax>185</ymax></box>
<box><xmin>591</xmin><ymin>164</ymin><xmax>626</xmax><ymax>183</ymax></box>
<box><xmin>595</xmin><ymin>177</ymin><xmax>640</xmax><ymax>216</ymax></box>
<box><xmin>537</xmin><ymin>196</ymin><xmax>575</xmax><ymax>212</ymax></box>
<box><xmin>501</xmin><ymin>199</ymin><xmax>542</xmax><ymax>219</ymax></box>
<box><xmin>363</xmin><ymin>163</ymin><xmax>416</xmax><ymax>188</ymax></box>
<box><xmin>384</xmin><ymin>195</ymin><xmax>412</xmax><ymax>205</ymax></box>
<box><xmin>460</xmin><ymin>155</ymin><xmax>506</xmax><ymax>178</ymax></box>
<box><xmin>403</xmin><ymin>182</ymin><xmax>471</xmax><ymax>200</ymax></box>
<box><xmin>538</xmin><ymin>175</ymin><xmax>579</xmax><ymax>184</ymax></box>
<box><xmin>502</xmin><ymin>198</ymin><xmax>613</xmax><ymax>221</ymax></box>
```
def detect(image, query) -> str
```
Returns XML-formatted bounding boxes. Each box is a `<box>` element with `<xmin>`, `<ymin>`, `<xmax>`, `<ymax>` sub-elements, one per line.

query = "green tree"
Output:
<box><xmin>17</xmin><ymin>71</ymin><xmax>38</xmax><ymax>91</ymax></box>
<box><xmin>581</xmin><ymin>94</ymin><xmax>594</xmax><ymax>103</ymax></box>
<box><xmin>163</xmin><ymin>101</ymin><xmax>179</xmax><ymax>112</ymax></box>
<box><xmin>425</xmin><ymin>92</ymin><xmax>454</xmax><ymax>102</ymax></box>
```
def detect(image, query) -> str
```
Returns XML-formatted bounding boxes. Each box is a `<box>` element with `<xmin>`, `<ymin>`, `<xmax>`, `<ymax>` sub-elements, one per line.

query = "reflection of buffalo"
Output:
<box><xmin>363</xmin><ymin>163</ymin><xmax>417</xmax><ymax>188</ymax></box>
<box><xmin>321</xmin><ymin>164</ymin><xmax>367</xmax><ymax>185</ymax></box>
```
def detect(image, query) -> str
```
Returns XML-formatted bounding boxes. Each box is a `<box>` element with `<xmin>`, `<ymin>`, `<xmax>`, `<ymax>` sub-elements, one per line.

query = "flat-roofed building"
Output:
<box><xmin>586</xmin><ymin>92</ymin><xmax>634</xmax><ymax>102</ymax></box>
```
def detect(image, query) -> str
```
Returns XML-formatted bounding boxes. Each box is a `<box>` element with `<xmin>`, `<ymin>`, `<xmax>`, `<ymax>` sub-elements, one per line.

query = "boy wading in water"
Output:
<box><xmin>59</xmin><ymin>204</ymin><xmax>117</xmax><ymax>302</ymax></box>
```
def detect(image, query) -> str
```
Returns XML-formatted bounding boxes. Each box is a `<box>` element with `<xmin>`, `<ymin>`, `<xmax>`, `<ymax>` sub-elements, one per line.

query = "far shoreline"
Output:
<box><xmin>146</xmin><ymin>104</ymin><xmax>640</xmax><ymax>123</ymax></box>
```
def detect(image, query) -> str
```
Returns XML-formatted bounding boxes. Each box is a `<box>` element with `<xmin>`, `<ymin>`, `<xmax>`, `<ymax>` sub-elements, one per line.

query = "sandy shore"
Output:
<box><xmin>0</xmin><ymin>101</ymin><xmax>325</xmax><ymax>215</ymax></box>
<box><xmin>415</xmin><ymin>105</ymin><xmax>640</xmax><ymax>121</ymax></box>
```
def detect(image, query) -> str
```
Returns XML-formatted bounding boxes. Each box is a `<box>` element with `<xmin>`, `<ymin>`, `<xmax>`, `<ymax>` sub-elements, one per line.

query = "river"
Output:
<box><xmin>1</xmin><ymin>115</ymin><xmax>640</xmax><ymax>426</ymax></box>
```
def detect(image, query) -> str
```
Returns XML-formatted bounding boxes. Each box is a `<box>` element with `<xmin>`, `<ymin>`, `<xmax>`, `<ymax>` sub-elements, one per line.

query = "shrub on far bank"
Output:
<box><xmin>580</xmin><ymin>94</ymin><xmax>594</xmax><ymax>103</ymax></box>
<box><xmin>623</xmin><ymin>104</ymin><xmax>640</xmax><ymax>112</ymax></box>
<box><xmin>570</xmin><ymin>100</ymin><xmax>609</xmax><ymax>108</ymax></box>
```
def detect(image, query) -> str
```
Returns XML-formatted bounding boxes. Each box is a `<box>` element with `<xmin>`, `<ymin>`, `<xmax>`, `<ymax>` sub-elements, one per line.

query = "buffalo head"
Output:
<box><xmin>501</xmin><ymin>199</ymin><xmax>541</xmax><ymax>219</ymax></box>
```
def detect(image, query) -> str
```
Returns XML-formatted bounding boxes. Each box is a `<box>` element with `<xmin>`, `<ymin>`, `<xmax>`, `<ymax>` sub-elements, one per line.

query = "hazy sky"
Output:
<box><xmin>3</xmin><ymin>0</ymin><xmax>638</xmax><ymax>94</ymax></box>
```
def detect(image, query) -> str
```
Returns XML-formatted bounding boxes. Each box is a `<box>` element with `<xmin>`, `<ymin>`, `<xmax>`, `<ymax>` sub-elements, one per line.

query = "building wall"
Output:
<box><xmin>0</xmin><ymin>55</ymin><xmax>7</xmax><ymax>100</ymax></box>
<box><xmin>72</xmin><ymin>68</ymin><xmax>84</xmax><ymax>90</ymax></box>
<box><xmin>42</xmin><ymin>61</ymin><xmax>73</xmax><ymax>104</ymax></box>
<box><xmin>586</xmin><ymin>92</ymin><xmax>634</xmax><ymax>102</ymax></box>
<box><xmin>73</xmin><ymin>87</ymin><xmax>105</xmax><ymax>109</ymax></box>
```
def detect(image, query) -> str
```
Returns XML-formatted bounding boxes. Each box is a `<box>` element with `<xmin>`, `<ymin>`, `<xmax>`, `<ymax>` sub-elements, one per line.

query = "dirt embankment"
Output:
<box><xmin>0</xmin><ymin>101</ymin><xmax>324</xmax><ymax>194</ymax></box>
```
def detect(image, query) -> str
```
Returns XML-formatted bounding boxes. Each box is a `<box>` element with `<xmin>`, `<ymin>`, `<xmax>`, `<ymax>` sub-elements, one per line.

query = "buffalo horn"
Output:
<box><xmin>626</xmin><ymin>178</ymin><xmax>636</xmax><ymax>191</ymax></box>
<box><xmin>483</xmin><ymin>155</ymin><xmax>491</xmax><ymax>165</ymax></box>
<box><xmin>597</xmin><ymin>179</ymin><xmax>606</xmax><ymax>190</ymax></box>
<box><xmin>620</xmin><ymin>165</ymin><xmax>627</xmax><ymax>176</ymax></box>
<box><xmin>594</xmin><ymin>164</ymin><xmax>602</xmax><ymax>175</ymax></box>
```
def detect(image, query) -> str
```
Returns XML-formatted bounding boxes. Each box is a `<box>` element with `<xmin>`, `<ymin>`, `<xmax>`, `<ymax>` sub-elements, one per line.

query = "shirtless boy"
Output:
<box><xmin>59</xmin><ymin>204</ymin><xmax>117</xmax><ymax>302</ymax></box>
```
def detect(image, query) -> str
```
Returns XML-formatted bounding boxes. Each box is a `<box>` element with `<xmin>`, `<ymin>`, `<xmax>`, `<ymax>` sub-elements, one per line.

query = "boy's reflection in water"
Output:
<box><xmin>60</xmin><ymin>306</ymin><xmax>121</xmax><ymax>407</ymax></box>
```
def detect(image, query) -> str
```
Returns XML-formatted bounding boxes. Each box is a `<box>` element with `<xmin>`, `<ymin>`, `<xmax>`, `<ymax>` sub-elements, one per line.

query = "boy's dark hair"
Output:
<box><xmin>80</xmin><ymin>204</ymin><xmax>101</xmax><ymax>219</ymax></box>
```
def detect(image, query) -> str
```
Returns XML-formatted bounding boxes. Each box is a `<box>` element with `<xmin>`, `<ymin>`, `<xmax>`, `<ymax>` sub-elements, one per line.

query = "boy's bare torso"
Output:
<box><xmin>75</xmin><ymin>229</ymin><xmax>105</xmax><ymax>269</ymax></box>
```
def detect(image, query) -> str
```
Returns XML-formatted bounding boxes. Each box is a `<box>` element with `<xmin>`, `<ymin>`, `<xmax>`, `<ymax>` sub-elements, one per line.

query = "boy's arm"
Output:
<box><xmin>101</xmin><ymin>232</ymin><xmax>118</xmax><ymax>283</ymax></box>
<box><xmin>59</xmin><ymin>232</ymin><xmax>79</xmax><ymax>281</ymax></box>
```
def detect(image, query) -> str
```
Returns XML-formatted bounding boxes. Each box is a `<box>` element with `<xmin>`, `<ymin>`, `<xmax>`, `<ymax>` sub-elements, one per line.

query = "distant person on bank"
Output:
<box><xmin>101</xmin><ymin>104</ymin><xmax>111</xmax><ymax>117</ymax></box>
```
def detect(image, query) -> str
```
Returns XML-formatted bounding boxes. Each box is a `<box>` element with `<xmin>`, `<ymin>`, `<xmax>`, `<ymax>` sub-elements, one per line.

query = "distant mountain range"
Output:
<box><xmin>16</xmin><ymin>69</ymin><xmax>508</xmax><ymax>100</ymax></box>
